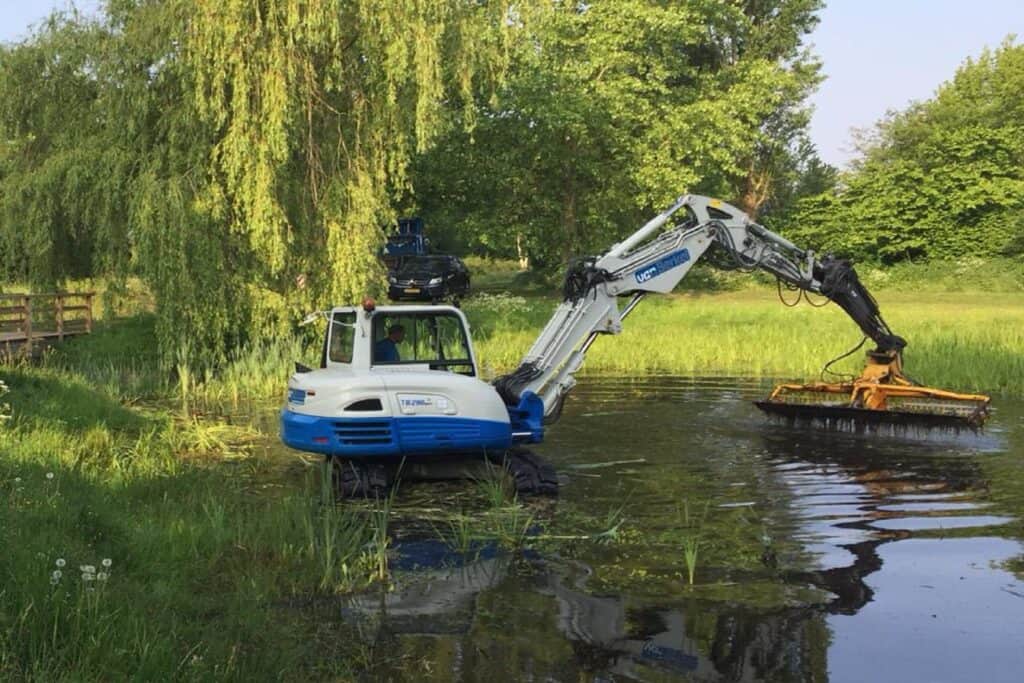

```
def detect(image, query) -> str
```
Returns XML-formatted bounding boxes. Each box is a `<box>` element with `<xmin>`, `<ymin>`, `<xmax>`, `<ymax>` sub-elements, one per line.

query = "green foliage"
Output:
<box><xmin>411</xmin><ymin>0</ymin><xmax>824</xmax><ymax>268</ymax></box>
<box><xmin>0</xmin><ymin>1</ymin><xmax>530</xmax><ymax>370</ymax></box>
<box><xmin>788</xmin><ymin>39</ymin><xmax>1024</xmax><ymax>262</ymax></box>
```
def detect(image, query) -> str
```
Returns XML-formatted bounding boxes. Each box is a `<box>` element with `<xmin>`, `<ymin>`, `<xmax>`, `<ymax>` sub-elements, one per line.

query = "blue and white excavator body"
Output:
<box><xmin>281</xmin><ymin>303</ymin><xmax>544</xmax><ymax>459</ymax></box>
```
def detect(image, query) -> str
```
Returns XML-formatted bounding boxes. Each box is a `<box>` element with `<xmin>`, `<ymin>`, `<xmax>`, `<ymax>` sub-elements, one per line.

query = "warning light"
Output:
<box><xmin>362</xmin><ymin>297</ymin><xmax>376</xmax><ymax>312</ymax></box>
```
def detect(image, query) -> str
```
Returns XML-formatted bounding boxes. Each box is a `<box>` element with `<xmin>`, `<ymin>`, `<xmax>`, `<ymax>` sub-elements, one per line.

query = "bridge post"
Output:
<box><xmin>85</xmin><ymin>293</ymin><xmax>93</xmax><ymax>333</ymax></box>
<box><xmin>23</xmin><ymin>295</ymin><xmax>32</xmax><ymax>349</ymax></box>
<box><xmin>56</xmin><ymin>293</ymin><xmax>64</xmax><ymax>341</ymax></box>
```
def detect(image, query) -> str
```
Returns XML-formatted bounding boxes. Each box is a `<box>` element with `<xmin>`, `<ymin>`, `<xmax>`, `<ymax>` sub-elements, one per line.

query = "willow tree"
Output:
<box><xmin>1</xmin><ymin>1</ymin><xmax>535</xmax><ymax>366</ymax></box>
<box><xmin>168</xmin><ymin>0</ymin><xmax>528</xmax><ymax>365</ymax></box>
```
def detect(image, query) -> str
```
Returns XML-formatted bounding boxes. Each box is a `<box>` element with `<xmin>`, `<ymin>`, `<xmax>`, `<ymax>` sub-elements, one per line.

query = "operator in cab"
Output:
<box><xmin>374</xmin><ymin>324</ymin><xmax>405</xmax><ymax>362</ymax></box>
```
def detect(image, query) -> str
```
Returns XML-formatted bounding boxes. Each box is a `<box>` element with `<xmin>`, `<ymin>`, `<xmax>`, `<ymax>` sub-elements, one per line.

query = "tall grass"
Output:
<box><xmin>37</xmin><ymin>315</ymin><xmax>312</xmax><ymax>411</ymax></box>
<box><xmin>464</xmin><ymin>290</ymin><xmax>1024</xmax><ymax>395</ymax></box>
<box><xmin>0</xmin><ymin>370</ymin><xmax>384</xmax><ymax>680</ymax></box>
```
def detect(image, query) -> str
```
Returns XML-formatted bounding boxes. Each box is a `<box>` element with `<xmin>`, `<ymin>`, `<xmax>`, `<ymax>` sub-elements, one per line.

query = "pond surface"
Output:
<box><xmin>270</xmin><ymin>378</ymin><xmax>1024</xmax><ymax>682</ymax></box>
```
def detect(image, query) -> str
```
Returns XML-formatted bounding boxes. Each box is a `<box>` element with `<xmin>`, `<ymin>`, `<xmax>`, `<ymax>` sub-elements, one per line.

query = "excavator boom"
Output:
<box><xmin>495</xmin><ymin>195</ymin><xmax>991</xmax><ymax>430</ymax></box>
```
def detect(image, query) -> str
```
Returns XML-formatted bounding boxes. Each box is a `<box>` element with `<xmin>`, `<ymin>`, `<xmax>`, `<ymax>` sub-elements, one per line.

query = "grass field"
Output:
<box><xmin>464</xmin><ymin>288</ymin><xmax>1024</xmax><ymax>396</ymax></box>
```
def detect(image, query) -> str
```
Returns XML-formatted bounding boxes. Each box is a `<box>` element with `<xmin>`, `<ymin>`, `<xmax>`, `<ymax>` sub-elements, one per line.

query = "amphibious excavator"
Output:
<box><xmin>281</xmin><ymin>195</ymin><xmax>990</xmax><ymax>495</ymax></box>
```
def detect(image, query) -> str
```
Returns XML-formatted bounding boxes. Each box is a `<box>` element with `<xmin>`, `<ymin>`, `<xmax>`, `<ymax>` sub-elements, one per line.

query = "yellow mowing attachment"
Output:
<box><xmin>759</xmin><ymin>351</ymin><xmax>992</xmax><ymax>429</ymax></box>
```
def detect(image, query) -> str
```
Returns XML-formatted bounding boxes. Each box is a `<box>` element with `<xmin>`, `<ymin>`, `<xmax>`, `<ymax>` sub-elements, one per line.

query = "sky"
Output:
<box><xmin>806</xmin><ymin>0</ymin><xmax>1022</xmax><ymax>167</ymax></box>
<box><xmin>1</xmin><ymin>0</ymin><xmax>1022</xmax><ymax>168</ymax></box>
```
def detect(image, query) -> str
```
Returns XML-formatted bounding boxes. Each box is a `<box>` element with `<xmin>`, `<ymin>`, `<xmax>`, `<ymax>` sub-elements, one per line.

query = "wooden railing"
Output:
<box><xmin>0</xmin><ymin>292</ymin><xmax>95</xmax><ymax>349</ymax></box>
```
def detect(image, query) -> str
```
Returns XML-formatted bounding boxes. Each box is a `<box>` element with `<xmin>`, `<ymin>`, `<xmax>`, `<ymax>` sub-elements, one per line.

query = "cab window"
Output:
<box><xmin>327</xmin><ymin>311</ymin><xmax>357</xmax><ymax>363</ymax></box>
<box><xmin>371</xmin><ymin>312</ymin><xmax>474</xmax><ymax>375</ymax></box>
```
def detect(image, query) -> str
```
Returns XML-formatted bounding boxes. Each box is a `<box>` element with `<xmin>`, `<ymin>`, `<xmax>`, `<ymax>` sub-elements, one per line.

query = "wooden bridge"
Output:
<box><xmin>1</xmin><ymin>292</ymin><xmax>94</xmax><ymax>358</ymax></box>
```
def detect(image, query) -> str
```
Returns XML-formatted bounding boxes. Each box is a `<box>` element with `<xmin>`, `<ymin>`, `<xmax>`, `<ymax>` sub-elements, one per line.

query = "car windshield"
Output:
<box><xmin>398</xmin><ymin>257</ymin><xmax>450</xmax><ymax>273</ymax></box>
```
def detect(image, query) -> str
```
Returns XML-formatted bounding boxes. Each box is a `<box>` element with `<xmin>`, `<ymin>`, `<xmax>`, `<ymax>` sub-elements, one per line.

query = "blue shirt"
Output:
<box><xmin>374</xmin><ymin>337</ymin><xmax>400</xmax><ymax>362</ymax></box>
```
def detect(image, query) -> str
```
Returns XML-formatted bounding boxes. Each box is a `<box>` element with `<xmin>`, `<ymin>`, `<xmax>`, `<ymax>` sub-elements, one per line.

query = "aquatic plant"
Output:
<box><xmin>486</xmin><ymin>503</ymin><xmax>537</xmax><ymax>550</ymax></box>
<box><xmin>434</xmin><ymin>510</ymin><xmax>478</xmax><ymax>557</ymax></box>
<box><xmin>368</xmin><ymin>490</ymin><xmax>395</xmax><ymax>583</ymax></box>
<box><xmin>677</xmin><ymin>500</ymin><xmax>709</xmax><ymax>587</ymax></box>
<box><xmin>474</xmin><ymin>458</ymin><xmax>513</xmax><ymax>509</ymax></box>
<box><xmin>682</xmin><ymin>537</ymin><xmax>700</xmax><ymax>586</ymax></box>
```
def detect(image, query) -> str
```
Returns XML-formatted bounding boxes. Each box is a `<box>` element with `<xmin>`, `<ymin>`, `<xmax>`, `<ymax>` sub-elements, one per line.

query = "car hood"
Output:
<box><xmin>396</xmin><ymin>269</ymin><xmax>443</xmax><ymax>279</ymax></box>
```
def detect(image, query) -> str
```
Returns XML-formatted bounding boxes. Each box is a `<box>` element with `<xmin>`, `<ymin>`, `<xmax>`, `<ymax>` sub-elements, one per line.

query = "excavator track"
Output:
<box><xmin>329</xmin><ymin>450</ymin><xmax>560</xmax><ymax>499</ymax></box>
<box><xmin>486</xmin><ymin>448</ymin><xmax>560</xmax><ymax>496</ymax></box>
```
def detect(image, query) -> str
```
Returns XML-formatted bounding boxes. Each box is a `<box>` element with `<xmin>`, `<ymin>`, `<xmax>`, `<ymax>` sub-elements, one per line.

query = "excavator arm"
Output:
<box><xmin>495</xmin><ymin>195</ymin><xmax>989</xmax><ymax>429</ymax></box>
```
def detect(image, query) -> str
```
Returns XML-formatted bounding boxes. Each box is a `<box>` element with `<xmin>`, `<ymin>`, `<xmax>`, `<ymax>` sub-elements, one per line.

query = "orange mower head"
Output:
<box><xmin>756</xmin><ymin>351</ymin><xmax>991</xmax><ymax>430</ymax></box>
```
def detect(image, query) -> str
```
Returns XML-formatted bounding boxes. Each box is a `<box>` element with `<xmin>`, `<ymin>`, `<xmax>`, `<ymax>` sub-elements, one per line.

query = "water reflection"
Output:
<box><xmin>296</xmin><ymin>378</ymin><xmax>1024</xmax><ymax>681</ymax></box>
<box><xmin>345</xmin><ymin>541</ymin><xmax>837</xmax><ymax>681</ymax></box>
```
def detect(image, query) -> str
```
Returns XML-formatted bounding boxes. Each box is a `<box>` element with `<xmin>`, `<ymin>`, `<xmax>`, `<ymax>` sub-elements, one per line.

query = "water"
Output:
<box><xmin>266</xmin><ymin>377</ymin><xmax>1024</xmax><ymax>681</ymax></box>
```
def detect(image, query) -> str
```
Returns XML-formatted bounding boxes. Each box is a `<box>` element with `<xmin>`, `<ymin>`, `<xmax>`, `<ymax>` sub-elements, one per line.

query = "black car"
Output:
<box><xmin>388</xmin><ymin>255</ymin><xmax>471</xmax><ymax>302</ymax></box>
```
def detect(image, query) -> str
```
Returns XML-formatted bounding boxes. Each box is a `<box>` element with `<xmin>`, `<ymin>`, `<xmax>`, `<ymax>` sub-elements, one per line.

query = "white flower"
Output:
<box><xmin>13</xmin><ymin>477</ymin><xmax>20</xmax><ymax>483</ymax></box>
<box><xmin>50</xmin><ymin>575</ymin><xmax>60</xmax><ymax>586</ymax></box>
<box><xmin>55</xmin><ymin>558</ymin><xmax>66</xmax><ymax>568</ymax></box>
<box><xmin>52</xmin><ymin>570</ymin><xmax>62</xmax><ymax>580</ymax></box>
<box><xmin>80</xmin><ymin>565</ymin><xmax>96</xmax><ymax>574</ymax></box>
<box><xmin>101</xmin><ymin>558</ymin><xmax>112</xmax><ymax>568</ymax></box>
<box><xmin>97</xmin><ymin>572</ymin><xmax>108</xmax><ymax>581</ymax></box>
<box><xmin>82</xmin><ymin>573</ymin><xmax>95</xmax><ymax>582</ymax></box>
<box><xmin>45</xmin><ymin>472</ymin><xmax>54</xmax><ymax>480</ymax></box>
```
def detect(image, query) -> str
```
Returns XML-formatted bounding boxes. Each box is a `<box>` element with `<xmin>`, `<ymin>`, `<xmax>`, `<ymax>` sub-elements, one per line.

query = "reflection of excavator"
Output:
<box><xmin>341</xmin><ymin>537</ymin><xmax>861</xmax><ymax>681</ymax></box>
<box><xmin>281</xmin><ymin>195</ymin><xmax>990</xmax><ymax>495</ymax></box>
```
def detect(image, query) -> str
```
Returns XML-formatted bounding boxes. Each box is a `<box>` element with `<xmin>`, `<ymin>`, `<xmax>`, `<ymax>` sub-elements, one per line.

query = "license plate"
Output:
<box><xmin>404</xmin><ymin>288</ymin><xmax>420</xmax><ymax>293</ymax></box>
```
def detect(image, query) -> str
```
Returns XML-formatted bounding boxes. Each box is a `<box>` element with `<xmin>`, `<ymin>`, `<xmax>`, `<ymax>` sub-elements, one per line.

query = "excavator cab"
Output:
<box><xmin>320</xmin><ymin>303</ymin><xmax>478</xmax><ymax>376</ymax></box>
<box><xmin>369</xmin><ymin>309</ymin><xmax>476</xmax><ymax>375</ymax></box>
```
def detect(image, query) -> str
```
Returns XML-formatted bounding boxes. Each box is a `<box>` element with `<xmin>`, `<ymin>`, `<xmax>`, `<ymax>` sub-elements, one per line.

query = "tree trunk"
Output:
<box><xmin>739</xmin><ymin>159</ymin><xmax>773</xmax><ymax>221</ymax></box>
<box><xmin>560</xmin><ymin>136</ymin><xmax>578</xmax><ymax>263</ymax></box>
<box><xmin>515</xmin><ymin>232</ymin><xmax>529</xmax><ymax>270</ymax></box>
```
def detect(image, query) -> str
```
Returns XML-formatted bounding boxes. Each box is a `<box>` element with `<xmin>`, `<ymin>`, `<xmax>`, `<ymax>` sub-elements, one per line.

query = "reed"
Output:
<box><xmin>682</xmin><ymin>537</ymin><xmax>700</xmax><ymax>586</ymax></box>
<box><xmin>367</xmin><ymin>489</ymin><xmax>395</xmax><ymax>583</ymax></box>
<box><xmin>434</xmin><ymin>510</ymin><xmax>478</xmax><ymax>556</ymax></box>
<box><xmin>464</xmin><ymin>290</ymin><xmax>1024</xmax><ymax>395</ymax></box>
<box><xmin>0</xmin><ymin>369</ymin><xmax>382</xmax><ymax>680</ymax></box>
<box><xmin>473</xmin><ymin>457</ymin><xmax>514</xmax><ymax>509</ymax></box>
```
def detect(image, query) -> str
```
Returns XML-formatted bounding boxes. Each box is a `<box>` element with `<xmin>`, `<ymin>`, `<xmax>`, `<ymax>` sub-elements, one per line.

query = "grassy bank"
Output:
<box><xmin>0</xmin><ymin>368</ymin><xmax>398</xmax><ymax>679</ymax></box>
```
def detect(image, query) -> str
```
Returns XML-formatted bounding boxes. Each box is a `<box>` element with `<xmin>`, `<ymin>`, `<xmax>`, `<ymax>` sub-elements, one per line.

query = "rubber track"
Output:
<box><xmin>490</xmin><ymin>448</ymin><xmax>560</xmax><ymax>496</ymax></box>
<box><xmin>332</xmin><ymin>459</ymin><xmax>391</xmax><ymax>498</ymax></box>
<box><xmin>330</xmin><ymin>449</ymin><xmax>560</xmax><ymax>498</ymax></box>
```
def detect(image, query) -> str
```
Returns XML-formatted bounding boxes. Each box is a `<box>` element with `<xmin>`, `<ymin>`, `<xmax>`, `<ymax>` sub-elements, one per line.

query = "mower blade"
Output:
<box><xmin>754</xmin><ymin>400</ymin><xmax>989</xmax><ymax>430</ymax></box>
